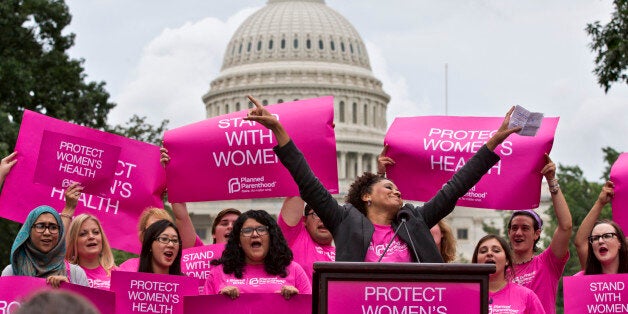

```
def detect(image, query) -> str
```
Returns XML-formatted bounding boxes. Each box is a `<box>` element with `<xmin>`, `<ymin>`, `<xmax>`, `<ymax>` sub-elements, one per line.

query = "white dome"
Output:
<box><xmin>222</xmin><ymin>0</ymin><xmax>370</xmax><ymax>70</ymax></box>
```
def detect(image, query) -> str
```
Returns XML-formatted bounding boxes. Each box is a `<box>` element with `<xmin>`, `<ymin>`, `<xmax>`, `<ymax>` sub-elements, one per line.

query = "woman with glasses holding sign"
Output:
<box><xmin>1</xmin><ymin>205</ymin><xmax>88</xmax><ymax>287</ymax></box>
<box><xmin>138</xmin><ymin>219</ymin><xmax>184</xmax><ymax>275</ymax></box>
<box><xmin>205</xmin><ymin>210</ymin><xmax>311</xmax><ymax>300</ymax></box>
<box><xmin>574</xmin><ymin>181</ymin><xmax>628</xmax><ymax>274</ymax></box>
<box><xmin>244</xmin><ymin>95</ymin><xmax>520</xmax><ymax>263</ymax></box>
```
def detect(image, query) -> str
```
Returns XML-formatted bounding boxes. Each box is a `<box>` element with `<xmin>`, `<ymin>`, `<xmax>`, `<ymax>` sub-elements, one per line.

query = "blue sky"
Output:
<box><xmin>64</xmin><ymin>0</ymin><xmax>627</xmax><ymax>181</ymax></box>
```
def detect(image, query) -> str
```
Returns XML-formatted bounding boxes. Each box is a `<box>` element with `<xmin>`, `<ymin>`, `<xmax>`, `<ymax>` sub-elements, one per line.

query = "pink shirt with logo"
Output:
<box><xmin>511</xmin><ymin>247</ymin><xmax>568</xmax><ymax>314</ymax></box>
<box><xmin>278</xmin><ymin>215</ymin><xmax>335</xmax><ymax>282</ymax></box>
<box><xmin>204</xmin><ymin>262</ymin><xmax>311</xmax><ymax>295</ymax></box>
<box><xmin>82</xmin><ymin>265</ymin><xmax>115</xmax><ymax>290</ymax></box>
<box><xmin>364</xmin><ymin>224</ymin><xmax>411</xmax><ymax>263</ymax></box>
<box><xmin>489</xmin><ymin>282</ymin><xmax>545</xmax><ymax>314</ymax></box>
<box><xmin>117</xmin><ymin>257</ymin><xmax>140</xmax><ymax>272</ymax></box>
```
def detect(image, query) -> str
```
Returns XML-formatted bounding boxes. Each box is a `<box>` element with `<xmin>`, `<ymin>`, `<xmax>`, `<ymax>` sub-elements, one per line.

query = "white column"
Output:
<box><xmin>339</xmin><ymin>151</ymin><xmax>347</xmax><ymax>179</ymax></box>
<box><xmin>356</xmin><ymin>153</ymin><xmax>363</xmax><ymax>176</ymax></box>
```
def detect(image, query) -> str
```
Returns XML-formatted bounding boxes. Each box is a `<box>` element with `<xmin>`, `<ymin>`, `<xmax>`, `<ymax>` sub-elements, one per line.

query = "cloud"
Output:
<box><xmin>109</xmin><ymin>8</ymin><xmax>258</xmax><ymax>129</ymax></box>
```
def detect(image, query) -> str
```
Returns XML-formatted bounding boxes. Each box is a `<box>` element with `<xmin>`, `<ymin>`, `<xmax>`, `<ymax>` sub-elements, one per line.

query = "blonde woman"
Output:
<box><xmin>66</xmin><ymin>214</ymin><xmax>116</xmax><ymax>290</ymax></box>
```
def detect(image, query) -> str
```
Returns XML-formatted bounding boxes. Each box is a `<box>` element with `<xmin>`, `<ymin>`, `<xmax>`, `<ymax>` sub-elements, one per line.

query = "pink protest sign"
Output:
<box><xmin>183</xmin><ymin>293</ymin><xmax>312</xmax><ymax>314</ymax></box>
<box><xmin>60</xmin><ymin>281</ymin><xmax>115</xmax><ymax>314</ymax></box>
<box><xmin>0</xmin><ymin>110</ymin><xmax>166</xmax><ymax>254</ymax></box>
<box><xmin>384</xmin><ymin>116</ymin><xmax>559</xmax><ymax>210</ymax></box>
<box><xmin>0</xmin><ymin>276</ymin><xmax>47</xmax><ymax>312</ymax></box>
<box><xmin>163</xmin><ymin>97</ymin><xmax>338</xmax><ymax>203</ymax></box>
<box><xmin>610</xmin><ymin>153</ymin><xmax>628</xmax><ymax>232</ymax></box>
<box><xmin>327</xmin><ymin>281</ymin><xmax>480</xmax><ymax>313</ymax></box>
<box><xmin>34</xmin><ymin>130</ymin><xmax>121</xmax><ymax>196</ymax></box>
<box><xmin>110</xmin><ymin>270</ymin><xmax>199</xmax><ymax>314</ymax></box>
<box><xmin>181</xmin><ymin>244</ymin><xmax>225</xmax><ymax>280</ymax></box>
<box><xmin>563</xmin><ymin>274</ymin><xmax>628</xmax><ymax>313</ymax></box>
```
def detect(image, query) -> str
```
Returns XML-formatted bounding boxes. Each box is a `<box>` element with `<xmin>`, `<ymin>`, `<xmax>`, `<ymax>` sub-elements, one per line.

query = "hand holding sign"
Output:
<box><xmin>377</xmin><ymin>144</ymin><xmax>395</xmax><ymax>176</ymax></box>
<box><xmin>0</xmin><ymin>152</ymin><xmax>17</xmax><ymax>186</ymax></box>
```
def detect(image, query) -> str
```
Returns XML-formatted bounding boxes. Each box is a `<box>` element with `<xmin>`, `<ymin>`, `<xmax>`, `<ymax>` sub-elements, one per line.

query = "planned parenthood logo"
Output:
<box><xmin>228</xmin><ymin>176</ymin><xmax>277</xmax><ymax>194</ymax></box>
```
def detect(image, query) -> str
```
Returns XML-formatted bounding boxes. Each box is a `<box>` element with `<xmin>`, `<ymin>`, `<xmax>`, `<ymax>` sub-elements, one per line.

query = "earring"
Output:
<box><xmin>367</xmin><ymin>200</ymin><xmax>372</xmax><ymax>207</ymax></box>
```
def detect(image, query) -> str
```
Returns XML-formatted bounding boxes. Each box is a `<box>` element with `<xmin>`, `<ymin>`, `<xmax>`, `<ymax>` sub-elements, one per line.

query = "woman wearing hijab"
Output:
<box><xmin>2</xmin><ymin>205</ymin><xmax>88</xmax><ymax>287</ymax></box>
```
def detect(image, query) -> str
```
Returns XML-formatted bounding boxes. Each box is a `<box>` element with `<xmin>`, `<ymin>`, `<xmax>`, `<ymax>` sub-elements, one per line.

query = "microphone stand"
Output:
<box><xmin>402</xmin><ymin>218</ymin><xmax>421</xmax><ymax>263</ymax></box>
<box><xmin>377</xmin><ymin>218</ymin><xmax>406</xmax><ymax>263</ymax></box>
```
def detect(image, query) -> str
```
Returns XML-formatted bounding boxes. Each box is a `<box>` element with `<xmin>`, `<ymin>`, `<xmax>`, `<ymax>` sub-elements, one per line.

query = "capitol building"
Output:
<box><xmin>186</xmin><ymin>0</ymin><xmax>551</xmax><ymax>260</ymax></box>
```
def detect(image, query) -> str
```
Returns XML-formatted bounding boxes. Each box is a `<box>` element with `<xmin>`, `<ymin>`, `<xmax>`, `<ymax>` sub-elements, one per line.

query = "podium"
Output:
<box><xmin>313</xmin><ymin>262</ymin><xmax>495</xmax><ymax>314</ymax></box>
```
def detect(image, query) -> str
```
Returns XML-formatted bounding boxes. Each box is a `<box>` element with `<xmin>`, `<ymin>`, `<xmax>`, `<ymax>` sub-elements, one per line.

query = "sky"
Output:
<box><xmin>63</xmin><ymin>0</ymin><xmax>627</xmax><ymax>181</ymax></box>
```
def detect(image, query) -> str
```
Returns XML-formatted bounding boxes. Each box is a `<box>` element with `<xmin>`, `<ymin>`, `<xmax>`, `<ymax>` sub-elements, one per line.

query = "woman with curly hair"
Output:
<box><xmin>472</xmin><ymin>235</ymin><xmax>544</xmax><ymax>313</ymax></box>
<box><xmin>205</xmin><ymin>210</ymin><xmax>311</xmax><ymax>299</ymax></box>
<box><xmin>245</xmin><ymin>95</ymin><xmax>520</xmax><ymax>263</ymax></box>
<box><xmin>66</xmin><ymin>214</ymin><xmax>117</xmax><ymax>289</ymax></box>
<box><xmin>138</xmin><ymin>219</ymin><xmax>184</xmax><ymax>275</ymax></box>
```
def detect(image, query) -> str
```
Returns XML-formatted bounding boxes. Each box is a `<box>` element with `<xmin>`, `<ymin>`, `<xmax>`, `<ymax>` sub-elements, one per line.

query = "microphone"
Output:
<box><xmin>377</xmin><ymin>219</ymin><xmax>405</xmax><ymax>263</ymax></box>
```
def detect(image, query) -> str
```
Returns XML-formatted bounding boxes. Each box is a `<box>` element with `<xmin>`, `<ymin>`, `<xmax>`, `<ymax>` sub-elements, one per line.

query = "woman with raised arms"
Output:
<box><xmin>244</xmin><ymin>95</ymin><xmax>520</xmax><ymax>263</ymax></box>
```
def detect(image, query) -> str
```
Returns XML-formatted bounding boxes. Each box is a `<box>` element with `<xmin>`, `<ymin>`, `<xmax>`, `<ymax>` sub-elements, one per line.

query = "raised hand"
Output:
<box><xmin>486</xmin><ymin>106</ymin><xmax>522</xmax><ymax>151</ymax></box>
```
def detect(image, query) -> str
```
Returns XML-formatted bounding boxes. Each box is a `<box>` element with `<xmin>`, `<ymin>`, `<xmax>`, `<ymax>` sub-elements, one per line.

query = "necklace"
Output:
<box><xmin>515</xmin><ymin>256</ymin><xmax>533</xmax><ymax>265</ymax></box>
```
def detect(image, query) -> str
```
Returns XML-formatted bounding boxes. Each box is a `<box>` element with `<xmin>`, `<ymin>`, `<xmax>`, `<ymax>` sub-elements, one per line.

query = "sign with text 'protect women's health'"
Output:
<box><xmin>0</xmin><ymin>110</ymin><xmax>166</xmax><ymax>254</ymax></box>
<box><xmin>384</xmin><ymin>116</ymin><xmax>559</xmax><ymax>210</ymax></box>
<box><xmin>163</xmin><ymin>97</ymin><xmax>338</xmax><ymax>202</ymax></box>
<box><xmin>610</xmin><ymin>153</ymin><xmax>628</xmax><ymax>232</ymax></box>
<box><xmin>110</xmin><ymin>271</ymin><xmax>199</xmax><ymax>314</ymax></box>
<box><xmin>563</xmin><ymin>274</ymin><xmax>628</xmax><ymax>313</ymax></box>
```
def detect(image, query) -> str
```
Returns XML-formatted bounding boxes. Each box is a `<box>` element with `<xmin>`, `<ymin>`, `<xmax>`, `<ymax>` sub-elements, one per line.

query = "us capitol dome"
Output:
<box><xmin>187</xmin><ymin>0</ymin><xmax>390</xmax><ymax>237</ymax></box>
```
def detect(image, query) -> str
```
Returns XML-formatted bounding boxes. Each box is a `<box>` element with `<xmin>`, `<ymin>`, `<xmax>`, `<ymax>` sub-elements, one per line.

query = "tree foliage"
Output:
<box><xmin>0</xmin><ymin>0</ymin><xmax>116</xmax><ymax>157</ymax></box>
<box><xmin>586</xmin><ymin>0</ymin><xmax>628</xmax><ymax>92</ymax></box>
<box><xmin>108</xmin><ymin>115</ymin><xmax>169</xmax><ymax>146</ymax></box>
<box><xmin>0</xmin><ymin>0</ymin><xmax>170</xmax><ymax>268</ymax></box>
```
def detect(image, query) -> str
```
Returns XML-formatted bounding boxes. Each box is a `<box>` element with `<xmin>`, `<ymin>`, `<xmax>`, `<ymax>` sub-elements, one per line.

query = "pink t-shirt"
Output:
<box><xmin>364</xmin><ymin>224</ymin><xmax>411</xmax><ymax>263</ymax></box>
<box><xmin>204</xmin><ymin>262</ymin><xmax>311</xmax><ymax>295</ymax></box>
<box><xmin>117</xmin><ymin>257</ymin><xmax>140</xmax><ymax>272</ymax></box>
<box><xmin>489</xmin><ymin>282</ymin><xmax>546</xmax><ymax>314</ymax></box>
<box><xmin>511</xmin><ymin>247</ymin><xmax>568</xmax><ymax>314</ymax></box>
<box><xmin>278</xmin><ymin>215</ymin><xmax>335</xmax><ymax>282</ymax></box>
<box><xmin>193</xmin><ymin>235</ymin><xmax>204</xmax><ymax>247</ymax></box>
<box><xmin>82</xmin><ymin>265</ymin><xmax>114</xmax><ymax>290</ymax></box>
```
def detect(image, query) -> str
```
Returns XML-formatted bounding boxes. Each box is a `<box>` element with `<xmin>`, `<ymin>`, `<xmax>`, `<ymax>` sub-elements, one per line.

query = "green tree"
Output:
<box><xmin>0</xmin><ymin>0</ymin><xmax>171</xmax><ymax>268</ymax></box>
<box><xmin>0</xmin><ymin>0</ymin><xmax>115</xmax><ymax>268</ymax></box>
<box><xmin>586</xmin><ymin>0</ymin><xmax>628</xmax><ymax>92</ymax></box>
<box><xmin>108</xmin><ymin>115</ymin><xmax>169</xmax><ymax>146</ymax></box>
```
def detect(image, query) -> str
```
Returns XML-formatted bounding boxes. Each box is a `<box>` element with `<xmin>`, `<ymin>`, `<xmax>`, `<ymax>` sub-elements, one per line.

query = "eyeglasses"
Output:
<box><xmin>588</xmin><ymin>232</ymin><xmax>617</xmax><ymax>244</ymax></box>
<box><xmin>32</xmin><ymin>223</ymin><xmax>60</xmax><ymax>234</ymax></box>
<box><xmin>240</xmin><ymin>225</ymin><xmax>269</xmax><ymax>237</ymax></box>
<box><xmin>306</xmin><ymin>212</ymin><xmax>320</xmax><ymax>220</ymax></box>
<box><xmin>154</xmin><ymin>236</ymin><xmax>180</xmax><ymax>246</ymax></box>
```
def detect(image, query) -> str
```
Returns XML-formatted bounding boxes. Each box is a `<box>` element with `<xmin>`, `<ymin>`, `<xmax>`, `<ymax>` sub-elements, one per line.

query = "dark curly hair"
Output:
<box><xmin>211</xmin><ymin>210</ymin><xmax>293</xmax><ymax>279</ymax></box>
<box><xmin>346</xmin><ymin>172</ymin><xmax>387</xmax><ymax>216</ymax></box>
<box><xmin>138</xmin><ymin>219</ymin><xmax>183</xmax><ymax>275</ymax></box>
<box><xmin>585</xmin><ymin>219</ymin><xmax>628</xmax><ymax>274</ymax></box>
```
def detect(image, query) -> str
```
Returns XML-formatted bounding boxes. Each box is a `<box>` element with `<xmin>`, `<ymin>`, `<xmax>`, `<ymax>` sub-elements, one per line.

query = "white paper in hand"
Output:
<box><xmin>508</xmin><ymin>105</ymin><xmax>543</xmax><ymax>136</ymax></box>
